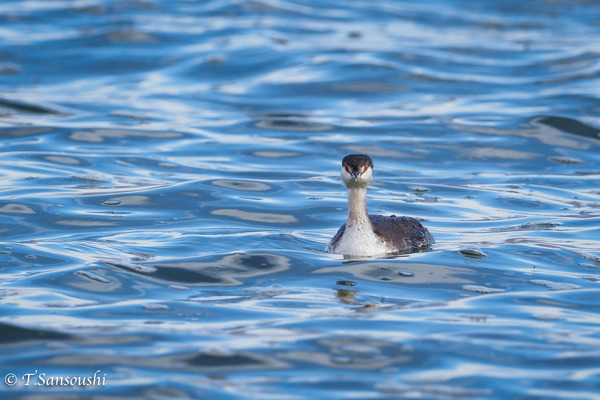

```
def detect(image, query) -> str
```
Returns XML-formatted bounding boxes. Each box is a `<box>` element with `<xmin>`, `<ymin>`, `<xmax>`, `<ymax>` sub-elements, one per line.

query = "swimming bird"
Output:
<box><xmin>327</xmin><ymin>154</ymin><xmax>434</xmax><ymax>256</ymax></box>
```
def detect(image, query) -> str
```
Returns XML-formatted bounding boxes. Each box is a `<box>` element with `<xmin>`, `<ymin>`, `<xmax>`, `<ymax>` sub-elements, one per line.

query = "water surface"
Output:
<box><xmin>1</xmin><ymin>0</ymin><xmax>599</xmax><ymax>398</ymax></box>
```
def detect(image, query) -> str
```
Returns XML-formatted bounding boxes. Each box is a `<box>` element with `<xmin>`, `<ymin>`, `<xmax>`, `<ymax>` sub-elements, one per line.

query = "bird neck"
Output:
<box><xmin>346</xmin><ymin>185</ymin><xmax>370</xmax><ymax>226</ymax></box>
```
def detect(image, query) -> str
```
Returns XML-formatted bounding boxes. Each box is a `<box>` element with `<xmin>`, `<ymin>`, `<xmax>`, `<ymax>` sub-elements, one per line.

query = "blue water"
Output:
<box><xmin>1</xmin><ymin>0</ymin><xmax>600</xmax><ymax>398</ymax></box>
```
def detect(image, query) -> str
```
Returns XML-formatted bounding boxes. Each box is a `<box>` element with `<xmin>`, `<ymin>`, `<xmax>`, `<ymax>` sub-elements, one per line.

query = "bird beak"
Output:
<box><xmin>351</xmin><ymin>171</ymin><xmax>361</xmax><ymax>180</ymax></box>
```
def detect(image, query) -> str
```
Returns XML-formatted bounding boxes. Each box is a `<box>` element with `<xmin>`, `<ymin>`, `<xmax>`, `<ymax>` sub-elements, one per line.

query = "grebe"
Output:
<box><xmin>327</xmin><ymin>154</ymin><xmax>434</xmax><ymax>256</ymax></box>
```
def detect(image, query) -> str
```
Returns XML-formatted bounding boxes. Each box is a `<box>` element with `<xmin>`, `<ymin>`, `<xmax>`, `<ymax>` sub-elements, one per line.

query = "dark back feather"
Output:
<box><xmin>369</xmin><ymin>214</ymin><xmax>434</xmax><ymax>252</ymax></box>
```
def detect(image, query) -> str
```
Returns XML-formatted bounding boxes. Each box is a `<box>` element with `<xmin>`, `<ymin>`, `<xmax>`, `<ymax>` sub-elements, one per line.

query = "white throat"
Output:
<box><xmin>347</xmin><ymin>186</ymin><xmax>370</xmax><ymax>226</ymax></box>
<box><xmin>331</xmin><ymin>186</ymin><xmax>387</xmax><ymax>256</ymax></box>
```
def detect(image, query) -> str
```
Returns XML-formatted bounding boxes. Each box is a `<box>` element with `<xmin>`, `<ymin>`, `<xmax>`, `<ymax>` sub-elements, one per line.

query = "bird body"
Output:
<box><xmin>327</xmin><ymin>154</ymin><xmax>434</xmax><ymax>256</ymax></box>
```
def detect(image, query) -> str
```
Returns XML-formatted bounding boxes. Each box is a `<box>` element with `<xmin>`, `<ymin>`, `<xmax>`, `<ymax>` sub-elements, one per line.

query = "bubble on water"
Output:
<box><xmin>581</xmin><ymin>275</ymin><xmax>600</xmax><ymax>282</ymax></box>
<box><xmin>405</xmin><ymin>195</ymin><xmax>439</xmax><ymax>203</ymax></box>
<box><xmin>100</xmin><ymin>259</ymin><xmax>157</xmax><ymax>274</ymax></box>
<box><xmin>102</xmin><ymin>200</ymin><xmax>121</xmax><ymax>206</ymax></box>
<box><xmin>244</xmin><ymin>285</ymin><xmax>286</xmax><ymax>296</ymax></box>
<box><xmin>459</xmin><ymin>247</ymin><xmax>486</xmax><ymax>258</ymax></box>
<box><xmin>519</xmin><ymin>221</ymin><xmax>561</xmax><ymax>231</ymax></box>
<box><xmin>530</xmin><ymin>279</ymin><xmax>580</xmax><ymax>290</ymax></box>
<box><xmin>464</xmin><ymin>314</ymin><xmax>491</xmax><ymax>322</ymax></box>
<box><xmin>144</xmin><ymin>303</ymin><xmax>169</xmax><ymax>311</ymax></box>
<box><xmin>0</xmin><ymin>62</ymin><xmax>21</xmax><ymax>74</ymax></box>
<box><xmin>409</xmin><ymin>186</ymin><xmax>430</xmax><ymax>193</ymax></box>
<box><xmin>548</xmin><ymin>156</ymin><xmax>583</xmax><ymax>164</ymax></box>
<box><xmin>74</xmin><ymin>173</ymin><xmax>107</xmax><ymax>183</ymax></box>
<box><xmin>462</xmin><ymin>285</ymin><xmax>505</xmax><ymax>294</ymax></box>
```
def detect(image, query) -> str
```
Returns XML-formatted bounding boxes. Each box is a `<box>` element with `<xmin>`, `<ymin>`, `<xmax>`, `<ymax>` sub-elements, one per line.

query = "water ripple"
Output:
<box><xmin>1</xmin><ymin>0</ymin><xmax>599</xmax><ymax>398</ymax></box>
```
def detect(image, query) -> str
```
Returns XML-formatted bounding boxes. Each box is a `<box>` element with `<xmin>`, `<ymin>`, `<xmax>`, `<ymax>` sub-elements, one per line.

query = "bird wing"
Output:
<box><xmin>327</xmin><ymin>223</ymin><xmax>346</xmax><ymax>251</ymax></box>
<box><xmin>369</xmin><ymin>214</ymin><xmax>434</xmax><ymax>252</ymax></box>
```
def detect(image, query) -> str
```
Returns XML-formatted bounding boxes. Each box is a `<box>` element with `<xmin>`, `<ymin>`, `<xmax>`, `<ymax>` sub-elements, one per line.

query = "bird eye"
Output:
<box><xmin>363</xmin><ymin>165</ymin><xmax>369</xmax><ymax>172</ymax></box>
<box><xmin>344</xmin><ymin>165</ymin><xmax>350</xmax><ymax>173</ymax></box>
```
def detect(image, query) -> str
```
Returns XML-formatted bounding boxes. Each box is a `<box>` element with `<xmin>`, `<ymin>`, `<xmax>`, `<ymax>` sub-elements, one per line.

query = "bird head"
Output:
<box><xmin>340</xmin><ymin>154</ymin><xmax>373</xmax><ymax>187</ymax></box>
